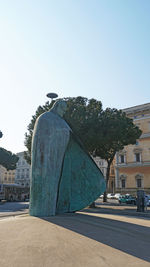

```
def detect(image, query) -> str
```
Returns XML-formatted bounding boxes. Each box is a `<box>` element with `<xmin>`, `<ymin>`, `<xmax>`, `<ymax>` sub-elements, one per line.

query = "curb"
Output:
<box><xmin>84</xmin><ymin>206</ymin><xmax>150</xmax><ymax>219</ymax></box>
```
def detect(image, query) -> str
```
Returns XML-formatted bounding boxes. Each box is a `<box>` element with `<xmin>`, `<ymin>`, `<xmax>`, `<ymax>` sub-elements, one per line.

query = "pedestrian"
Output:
<box><xmin>144</xmin><ymin>195</ymin><xmax>149</xmax><ymax>211</ymax></box>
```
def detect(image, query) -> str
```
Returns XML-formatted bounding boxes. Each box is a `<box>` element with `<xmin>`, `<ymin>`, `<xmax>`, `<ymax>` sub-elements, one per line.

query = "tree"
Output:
<box><xmin>24</xmin><ymin>97</ymin><xmax>103</xmax><ymax>164</ymax></box>
<box><xmin>94</xmin><ymin>108</ymin><xmax>142</xmax><ymax>201</ymax></box>
<box><xmin>0</xmin><ymin>147</ymin><xmax>19</xmax><ymax>170</ymax></box>
<box><xmin>24</xmin><ymin>97</ymin><xmax>142</xmax><ymax>203</ymax></box>
<box><xmin>64</xmin><ymin>97</ymin><xmax>103</xmax><ymax>152</ymax></box>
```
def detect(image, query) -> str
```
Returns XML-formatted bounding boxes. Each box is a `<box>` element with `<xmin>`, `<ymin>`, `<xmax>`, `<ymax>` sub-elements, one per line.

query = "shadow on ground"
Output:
<box><xmin>0</xmin><ymin>201</ymin><xmax>29</xmax><ymax>212</ymax></box>
<box><xmin>82</xmin><ymin>207</ymin><xmax>150</xmax><ymax>222</ymax></box>
<box><xmin>42</xmin><ymin>212</ymin><xmax>150</xmax><ymax>263</ymax></box>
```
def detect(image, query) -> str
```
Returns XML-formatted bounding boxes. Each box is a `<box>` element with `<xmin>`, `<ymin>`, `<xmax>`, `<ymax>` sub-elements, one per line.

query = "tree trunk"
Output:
<box><xmin>103</xmin><ymin>161</ymin><xmax>111</xmax><ymax>202</ymax></box>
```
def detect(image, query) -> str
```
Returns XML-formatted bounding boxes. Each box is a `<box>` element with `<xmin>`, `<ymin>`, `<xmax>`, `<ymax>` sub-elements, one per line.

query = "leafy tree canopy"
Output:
<box><xmin>94</xmin><ymin>108</ymin><xmax>142</xmax><ymax>164</ymax></box>
<box><xmin>0</xmin><ymin>147</ymin><xmax>19</xmax><ymax>170</ymax></box>
<box><xmin>24</xmin><ymin>96</ymin><xmax>142</xmax><ymax>202</ymax></box>
<box><xmin>24</xmin><ymin>97</ymin><xmax>142</xmax><ymax>170</ymax></box>
<box><xmin>24</xmin><ymin>97</ymin><xmax>103</xmax><ymax>163</ymax></box>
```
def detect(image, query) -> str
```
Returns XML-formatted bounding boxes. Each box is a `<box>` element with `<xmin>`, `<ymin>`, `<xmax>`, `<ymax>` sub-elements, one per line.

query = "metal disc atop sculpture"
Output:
<box><xmin>29</xmin><ymin>99</ymin><xmax>106</xmax><ymax>216</ymax></box>
<box><xmin>46</xmin><ymin>92</ymin><xmax>58</xmax><ymax>99</ymax></box>
<box><xmin>0</xmin><ymin>131</ymin><xmax>3</xmax><ymax>138</ymax></box>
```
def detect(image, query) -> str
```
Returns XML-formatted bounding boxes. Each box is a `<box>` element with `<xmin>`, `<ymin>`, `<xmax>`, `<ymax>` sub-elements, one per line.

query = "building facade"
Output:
<box><xmin>93</xmin><ymin>157</ymin><xmax>107</xmax><ymax>178</ymax></box>
<box><xmin>0</xmin><ymin>165</ymin><xmax>6</xmax><ymax>184</ymax></box>
<box><xmin>115</xmin><ymin>103</ymin><xmax>150</xmax><ymax>195</ymax></box>
<box><xmin>93</xmin><ymin>157</ymin><xmax>115</xmax><ymax>193</ymax></box>
<box><xmin>15</xmin><ymin>152</ymin><xmax>31</xmax><ymax>187</ymax></box>
<box><xmin>0</xmin><ymin>165</ymin><xmax>16</xmax><ymax>184</ymax></box>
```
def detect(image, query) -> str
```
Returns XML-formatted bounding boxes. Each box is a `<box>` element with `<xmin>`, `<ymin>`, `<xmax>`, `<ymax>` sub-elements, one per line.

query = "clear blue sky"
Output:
<box><xmin>0</xmin><ymin>0</ymin><xmax>150</xmax><ymax>153</ymax></box>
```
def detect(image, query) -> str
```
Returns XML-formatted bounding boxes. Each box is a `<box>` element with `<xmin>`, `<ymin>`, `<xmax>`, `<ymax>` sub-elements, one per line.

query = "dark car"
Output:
<box><xmin>118</xmin><ymin>194</ymin><xmax>136</xmax><ymax>205</ymax></box>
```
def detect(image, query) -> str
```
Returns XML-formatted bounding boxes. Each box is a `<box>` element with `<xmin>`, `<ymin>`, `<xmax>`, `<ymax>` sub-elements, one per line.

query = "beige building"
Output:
<box><xmin>0</xmin><ymin>165</ymin><xmax>6</xmax><ymax>184</ymax></box>
<box><xmin>115</xmin><ymin>103</ymin><xmax>150</xmax><ymax>195</ymax></box>
<box><xmin>0</xmin><ymin>165</ymin><xmax>16</xmax><ymax>184</ymax></box>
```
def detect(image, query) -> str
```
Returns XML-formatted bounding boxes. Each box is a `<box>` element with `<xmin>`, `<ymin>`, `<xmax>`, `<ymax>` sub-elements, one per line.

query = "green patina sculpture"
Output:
<box><xmin>29</xmin><ymin>100</ymin><xmax>105</xmax><ymax>216</ymax></box>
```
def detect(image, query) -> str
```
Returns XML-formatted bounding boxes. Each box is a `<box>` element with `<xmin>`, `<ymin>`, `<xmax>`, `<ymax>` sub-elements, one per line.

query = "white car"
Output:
<box><xmin>107</xmin><ymin>193</ymin><xmax>115</xmax><ymax>199</ymax></box>
<box><xmin>145</xmin><ymin>195</ymin><xmax>150</xmax><ymax>206</ymax></box>
<box><xmin>114</xmin><ymin>193</ymin><xmax>122</xmax><ymax>199</ymax></box>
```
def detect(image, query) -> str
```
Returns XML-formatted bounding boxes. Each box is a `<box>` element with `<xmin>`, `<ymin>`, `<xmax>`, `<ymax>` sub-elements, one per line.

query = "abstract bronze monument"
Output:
<box><xmin>29</xmin><ymin>99</ymin><xmax>105</xmax><ymax>216</ymax></box>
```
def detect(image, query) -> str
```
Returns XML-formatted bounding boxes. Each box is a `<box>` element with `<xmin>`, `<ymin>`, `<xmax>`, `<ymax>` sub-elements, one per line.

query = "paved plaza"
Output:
<box><xmin>0</xmin><ymin>200</ymin><xmax>150</xmax><ymax>267</ymax></box>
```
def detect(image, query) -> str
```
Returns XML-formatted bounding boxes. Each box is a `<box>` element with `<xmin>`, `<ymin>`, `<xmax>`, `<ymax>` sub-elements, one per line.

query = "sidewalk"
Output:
<box><xmin>0</xmin><ymin>211</ymin><xmax>150</xmax><ymax>267</ymax></box>
<box><xmin>85</xmin><ymin>199</ymin><xmax>150</xmax><ymax>218</ymax></box>
<box><xmin>0</xmin><ymin>200</ymin><xmax>150</xmax><ymax>219</ymax></box>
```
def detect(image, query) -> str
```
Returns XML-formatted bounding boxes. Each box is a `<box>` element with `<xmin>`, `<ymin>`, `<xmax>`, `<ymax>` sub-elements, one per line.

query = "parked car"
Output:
<box><xmin>114</xmin><ymin>193</ymin><xmax>122</xmax><ymax>199</ymax></box>
<box><xmin>118</xmin><ymin>194</ymin><xmax>136</xmax><ymax>205</ymax></box>
<box><xmin>145</xmin><ymin>195</ymin><xmax>150</xmax><ymax>206</ymax></box>
<box><xmin>107</xmin><ymin>193</ymin><xmax>115</xmax><ymax>199</ymax></box>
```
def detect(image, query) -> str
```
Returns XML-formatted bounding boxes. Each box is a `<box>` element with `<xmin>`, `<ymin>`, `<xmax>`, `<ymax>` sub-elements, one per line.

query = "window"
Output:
<box><xmin>135</xmin><ymin>141</ymin><xmax>139</xmax><ymax>146</ymax></box>
<box><xmin>120</xmin><ymin>155</ymin><xmax>125</xmax><ymax>163</ymax></box>
<box><xmin>121</xmin><ymin>179</ymin><xmax>126</xmax><ymax>188</ymax></box>
<box><xmin>135</xmin><ymin>153</ymin><xmax>141</xmax><ymax>162</ymax></box>
<box><xmin>120</xmin><ymin>174</ymin><xmax>126</xmax><ymax>188</ymax></box>
<box><xmin>137</xmin><ymin>178</ymin><xmax>142</xmax><ymax>188</ymax></box>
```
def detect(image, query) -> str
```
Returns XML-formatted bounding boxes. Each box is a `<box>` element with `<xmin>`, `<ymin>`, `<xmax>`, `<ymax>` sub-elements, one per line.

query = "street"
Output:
<box><xmin>0</xmin><ymin>198</ymin><xmax>150</xmax><ymax>218</ymax></box>
<box><xmin>0</xmin><ymin>201</ymin><xmax>29</xmax><ymax>218</ymax></box>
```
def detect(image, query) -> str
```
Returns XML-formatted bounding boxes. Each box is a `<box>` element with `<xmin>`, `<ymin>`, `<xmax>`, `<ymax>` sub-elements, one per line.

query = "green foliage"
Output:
<box><xmin>24</xmin><ymin>97</ymin><xmax>103</xmax><ymax>164</ymax></box>
<box><xmin>0</xmin><ymin>148</ymin><xmax>19</xmax><ymax>170</ymax></box>
<box><xmin>24</xmin><ymin>97</ymin><xmax>142</xmax><ymax>185</ymax></box>
<box><xmin>64</xmin><ymin>97</ymin><xmax>103</xmax><ymax>153</ymax></box>
<box><xmin>94</xmin><ymin>108</ymin><xmax>142</xmax><ymax>165</ymax></box>
<box><xmin>24</xmin><ymin>96</ymin><xmax>142</xmax><ymax>203</ymax></box>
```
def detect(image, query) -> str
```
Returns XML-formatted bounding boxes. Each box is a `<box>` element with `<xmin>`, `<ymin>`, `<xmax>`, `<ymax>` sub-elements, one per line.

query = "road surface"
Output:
<box><xmin>0</xmin><ymin>201</ymin><xmax>29</xmax><ymax>218</ymax></box>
